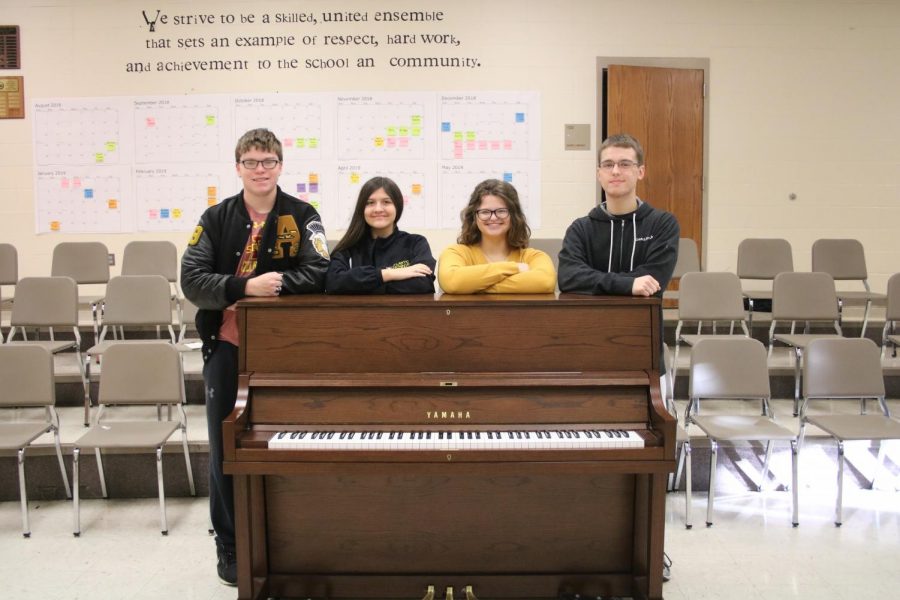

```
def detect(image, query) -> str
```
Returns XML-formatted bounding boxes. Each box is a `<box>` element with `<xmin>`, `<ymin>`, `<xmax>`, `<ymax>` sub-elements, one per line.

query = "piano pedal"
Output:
<box><xmin>445</xmin><ymin>586</ymin><xmax>454</xmax><ymax>600</ymax></box>
<box><xmin>463</xmin><ymin>585</ymin><xmax>479</xmax><ymax>600</ymax></box>
<box><xmin>421</xmin><ymin>585</ymin><xmax>435</xmax><ymax>600</ymax></box>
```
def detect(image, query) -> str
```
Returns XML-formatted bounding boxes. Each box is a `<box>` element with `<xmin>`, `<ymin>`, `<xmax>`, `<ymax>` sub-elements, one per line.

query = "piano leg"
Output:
<box><xmin>235</xmin><ymin>474</ymin><xmax>270</xmax><ymax>600</ymax></box>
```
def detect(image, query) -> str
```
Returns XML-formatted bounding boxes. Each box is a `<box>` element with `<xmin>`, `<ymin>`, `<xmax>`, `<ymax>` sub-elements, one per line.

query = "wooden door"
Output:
<box><xmin>605</xmin><ymin>65</ymin><xmax>704</xmax><ymax>284</ymax></box>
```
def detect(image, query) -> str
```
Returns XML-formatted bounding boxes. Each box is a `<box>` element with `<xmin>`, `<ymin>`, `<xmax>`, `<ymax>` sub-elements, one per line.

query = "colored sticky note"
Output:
<box><xmin>297</xmin><ymin>183</ymin><xmax>307</xmax><ymax>193</ymax></box>
<box><xmin>296</xmin><ymin>138</ymin><xmax>306</xmax><ymax>148</ymax></box>
<box><xmin>387</xmin><ymin>137</ymin><xmax>397</xmax><ymax>148</ymax></box>
<box><xmin>399</xmin><ymin>137</ymin><xmax>409</xmax><ymax>148</ymax></box>
<box><xmin>411</xmin><ymin>127</ymin><xmax>421</xmax><ymax>136</ymax></box>
<box><xmin>503</xmin><ymin>140</ymin><xmax>513</xmax><ymax>150</ymax></box>
<box><xmin>105</xmin><ymin>141</ymin><xmax>117</xmax><ymax>152</ymax></box>
<box><xmin>149</xmin><ymin>209</ymin><xmax>158</xmax><ymax>219</ymax></box>
<box><xmin>50</xmin><ymin>221</ymin><xmax>61</xmax><ymax>231</ymax></box>
<box><xmin>298</xmin><ymin>193</ymin><xmax>309</xmax><ymax>202</ymax></box>
<box><xmin>309</xmin><ymin>183</ymin><xmax>319</xmax><ymax>193</ymax></box>
<box><xmin>387</xmin><ymin>127</ymin><xmax>397</xmax><ymax>136</ymax></box>
<box><xmin>73</xmin><ymin>177</ymin><xmax>82</xmax><ymax>187</ymax></box>
<box><xmin>399</xmin><ymin>127</ymin><xmax>409</xmax><ymax>136</ymax></box>
<box><xmin>173</xmin><ymin>208</ymin><xmax>182</xmax><ymax>218</ymax></box>
<box><xmin>478</xmin><ymin>140</ymin><xmax>488</xmax><ymax>150</ymax></box>
<box><xmin>503</xmin><ymin>172</ymin><xmax>513</xmax><ymax>182</ymax></box>
<box><xmin>350</xmin><ymin>172</ymin><xmax>360</xmax><ymax>183</ymax></box>
<box><xmin>208</xmin><ymin>198</ymin><xmax>217</xmax><ymax>206</ymax></box>
<box><xmin>309</xmin><ymin>138</ymin><xmax>318</xmax><ymax>148</ymax></box>
<box><xmin>84</xmin><ymin>189</ymin><xmax>94</xmax><ymax>199</ymax></box>
<box><xmin>61</xmin><ymin>178</ymin><xmax>69</xmax><ymax>189</ymax></box>
<box><xmin>108</xmin><ymin>199</ymin><xmax>118</xmax><ymax>209</ymax></box>
<box><xmin>411</xmin><ymin>183</ymin><xmax>422</xmax><ymax>195</ymax></box>
<box><xmin>453</xmin><ymin>131</ymin><xmax>463</xmax><ymax>141</ymax></box>
<box><xmin>95</xmin><ymin>153</ymin><xmax>105</xmax><ymax>163</ymax></box>
<box><xmin>146</xmin><ymin>117</ymin><xmax>156</xmax><ymax>127</ymax></box>
<box><xmin>283</xmin><ymin>138</ymin><xmax>294</xmax><ymax>147</ymax></box>
<box><xmin>374</xmin><ymin>136</ymin><xmax>384</xmax><ymax>147</ymax></box>
<box><xmin>309</xmin><ymin>173</ymin><xmax>319</xmax><ymax>184</ymax></box>
<box><xmin>441</xmin><ymin>122</ymin><xmax>451</xmax><ymax>132</ymax></box>
<box><xmin>515</xmin><ymin>112</ymin><xmax>525</xmax><ymax>122</ymax></box>
<box><xmin>207</xmin><ymin>186</ymin><xmax>217</xmax><ymax>197</ymax></box>
<box><xmin>490</xmin><ymin>141</ymin><xmax>501</xmax><ymax>150</ymax></box>
<box><xmin>466</xmin><ymin>141</ymin><xmax>476</xmax><ymax>150</ymax></box>
<box><xmin>205</xmin><ymin>114</ymin><xmax>216</xmax><ymax>125</ymax></box>
<box><xmin>466</xmin><ymin>131</ymin><xmax>476</xmax><ymax>141</ymax></box>
<box><xmin>161</xmin><ymin>209</ymin><xmax>170</xmax><ymax>218</ymax></box>
<box><xmin>411</xmin><ymin>115</ymin><xmax>422</xmax><ymax>126</ymax></box>
<box><xmin>310</xmin><ymin>200</ymin><xmax>320</xmax><ymax>210</ymax></box>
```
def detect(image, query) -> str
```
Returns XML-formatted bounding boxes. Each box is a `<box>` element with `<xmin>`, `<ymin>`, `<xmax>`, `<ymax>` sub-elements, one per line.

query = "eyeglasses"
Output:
<box><xmin>475</xmin><ymin>208</ymin><xmax>510</xmax><ymax>221</ymax></box>
<box><xmin>599</xmin><ymin>160</ymin><xmax>639</xmax><ymax>171</ymax></box>
<box><xmin>239</xmin><ymin>158</ymin><xmax>281</xmax><ymax>170</ymax></box>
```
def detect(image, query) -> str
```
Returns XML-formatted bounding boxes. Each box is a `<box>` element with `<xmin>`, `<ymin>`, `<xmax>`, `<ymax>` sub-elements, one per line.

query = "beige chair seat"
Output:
<box><xmin>887</xmin><ymin>334</ymin><xmax>900</xmax><ymax>346</ymax></box>
<box><xmin>87</xmin><ymin>338</ymin><xmax>192</xmax><ymax>357</ymax></box>
<box><xmin>75</xmin><ymin>421</ymin><xmax>181</xmax><ymax>449</ymax></box>
<box><xmin>0</xmin><ymin>422</ymin><xmax>52</xmax><ymax>450</ymax></box>
<box><xmin>805</xmin><ymin>414</ymin><xmax>900</xmax><ymax>441</ymax></box>
<box><xmin>833</xmin><ymin>290</ymin><xmax>886</xmax><ymax>302</ymax></box>
<box><xmin>5</xmin><ymin>340</ymin><xmax>77</xmax><ymax>353</ymax></box>
<box><xmin>680</xmin><ymin>333</ymin><xmax>747</xmax><ymax>347</ymax></box>
<box><xmin>773</xmin><ymin>333</ymin><xmax>841</xmax><ymax>348</ymax></box>
<box><xmin>692</xmin><ymin>415</ymin><xmax>795</xmax><ymax>442</ymax></box>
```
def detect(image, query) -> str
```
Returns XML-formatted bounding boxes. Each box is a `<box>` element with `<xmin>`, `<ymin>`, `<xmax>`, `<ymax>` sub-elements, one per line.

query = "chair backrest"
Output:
<box><xmin>689</xmin><ymin>337</ymin><xmax>770</xmax><ymax>401</ymax></box>
<box><xmin>811</xmin><ymin>238</ymin><xmax>868</xmax><ymax>281</ymax></box>
<box><xmin>529</xmin><ymin>238</ymin><xmax>563</xmax><ymax>270</ymax></box>
<box><xmin>0</xmin><ymin>345</ymin><xmax>55</xmax><ymax>408</ymax></box>
<box><xmin>10</xmin><ymin>277</ymin><xmax>79</xmax><ymax>327</ymax></box>
<box><xmin>121</xmin><ymin>241</ymin><xmax>178</xmax><ymax>282</ymax></box>
<box><xmin>737</xmin><ymin>238</ymin><xmax>793</xmax><ymax>280</ymax></box>
<box><xmin>101</xmin><ymin>275</ymin><xmax>173</xmax><ymax>327</ymax></box>
<box><xmin>772</xmin><ymin>272</ymin><xmax>839</xmax><ymax>321</ymax></box>
<box><xmin>803</xmin><ymin>337</ymin><xmax>885</xmax><ymax>399</ymax></box>
<box><xmin>98</xmin><ymin>342</ymin><xmax>184</xmax><ymax>406</ymax></box>
<box><xmin>51</xmin><ymin>242</ymin><xmax>110</xmax><ymax>284</ymax></box>
<box><xmin>887</xmin><ymin>272</ymin><xmax>900</xmax><ymax>322</ymax></box>
<box><xmin>672</xmin><ymin>238</ymin><xmax>700</xmax><ymax>278</ymax></box>
<box><xmin>678</xmin><ymin>272</ymin><xmax>746</xmax><ymax>322</ymax></box>
<box><xmin>0</xmin><ymin>243</ymin><xmax>17</xmax><ymax>285</ymax></box>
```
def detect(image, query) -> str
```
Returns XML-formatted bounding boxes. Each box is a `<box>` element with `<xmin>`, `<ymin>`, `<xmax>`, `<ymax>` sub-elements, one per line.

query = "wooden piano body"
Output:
<box><xmin>225</xmin><ymin>294</ymin><xmax>675</xmax><ymax>600</ymax></box>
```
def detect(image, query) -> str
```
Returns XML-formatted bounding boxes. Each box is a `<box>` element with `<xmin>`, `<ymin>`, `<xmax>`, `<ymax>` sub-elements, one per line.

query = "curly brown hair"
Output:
<box><xmin>457</xmin><ymin>179</ymin><xmax>531</xmax><ymax>249</ymax></box>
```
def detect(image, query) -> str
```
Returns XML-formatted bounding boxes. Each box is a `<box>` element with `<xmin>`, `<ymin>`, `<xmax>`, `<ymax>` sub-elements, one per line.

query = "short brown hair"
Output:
<box><xmin>598</xmin><ymin>133</ymin><xmax>644</xmax><ymax>166</ymax></box>
<box><xmin>235</xmin><ymin>128</ymin><xmax>283</xmax><ymax>163</ymax></box>
<box><xmin>457</xmin><ymin>179</ymin><xmax>531</xmax><ymax>249</ymax></box>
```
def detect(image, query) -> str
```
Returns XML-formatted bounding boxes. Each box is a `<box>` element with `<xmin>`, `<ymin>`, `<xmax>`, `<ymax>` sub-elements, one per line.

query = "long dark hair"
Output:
<box><xmin>457</xmin><ymin>179</ymin><xmax>531</xmax><ymax>249</ymax></box>
<box><xmin>333</xmin><ymin>176</ymin><xmax>404</xmax><ymax>254</ymax></box>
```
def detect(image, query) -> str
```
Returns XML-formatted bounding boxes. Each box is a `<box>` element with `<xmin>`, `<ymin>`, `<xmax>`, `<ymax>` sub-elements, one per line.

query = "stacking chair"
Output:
<box><xmin>5</xmin><ymin>277</ymin><xmax>90</xmax><ymax>414</ymax></box>
<box><xmin>683</xmin><ymin>338</ymin><xmax>798</xmax><ymax>529</ymax></box>
<box><xmin>85</xmin><ymin>275</ymin><xmax>177</xmax><ymax>425</ymax></box>
<box><xmin>121</xmin><ymin>240</ymin><xmax>181</xmax><ymax>323</ymax></box>
<box><xmin>72</xmin><ymin>342</ymin><xmax>195</xmax><ymax>536</ymax></box>
<box><xmin>812</xmin><ymin>239</ymin><xmax>886</xmax><ymax>337</ymax></box>
<box><xmin>768</xmin><ymin>272</ymin><xmax>843</xmax><ymax>416</ymax></box>
<box><xmin>662</xmin><ymin>237</ymin><xmax>701</xmax><ymax>305</ymax></box>
<box><xmin>0</xmin><ymin>242</ymin><xmax>16</xmax><ymax>305</ymax></box>
<box><xmin>799</xmin><ymin>338</ymin><xmax>900</xmax><ymax>526</ymax></box>
<box><xmin>0</xmin><ymin>345</ymin><xmax>71</xmax><ymax>537</ymax></box>
<box><xmin>737</xmin><ymin>238</ymin><xmax>793</xmax><ymax>331</ymax></box>
<box><xmin>529</xmin><ymin>238</ymin><xmax>563</xmax><ymax>271</ymax></box>
<box><xmin>671</xmin><ymin>272</ymin><xmax>749</xmax><ymax>395</ymax></box>
<box><xmin>882</xmin><ymin>272</ymin><xmax>900</xmax><ymax>359</ymax></box>
<box><xmin>51</xmin><ymin>241</ymin><xmax>110</xmax><ymax>337</ymax></box>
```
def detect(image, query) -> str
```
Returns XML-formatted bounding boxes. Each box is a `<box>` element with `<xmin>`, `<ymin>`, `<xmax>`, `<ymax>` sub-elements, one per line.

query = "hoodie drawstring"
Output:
<box><xmin>607</xmin><ymin>220</ymin><xmax>614</xmax><ymax>272</ymax></box>
<box><xmin>630</xmin><ymin>213</ymin><xmax>637</xmax><ymax>271</ymax></box>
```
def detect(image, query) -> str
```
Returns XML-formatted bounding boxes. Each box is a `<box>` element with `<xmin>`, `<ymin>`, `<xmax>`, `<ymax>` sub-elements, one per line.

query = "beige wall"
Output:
<box><xmin>2</xmin><ymin>0</ymin><xmax>898</xmax><ymax>289</ymax></box>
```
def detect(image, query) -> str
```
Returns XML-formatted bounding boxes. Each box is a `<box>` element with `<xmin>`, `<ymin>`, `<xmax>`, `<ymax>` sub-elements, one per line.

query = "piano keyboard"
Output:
<box><xmin>268</xmin><ymin>429</ymin><xmax>644</xmax><ymax>451</ymax></box>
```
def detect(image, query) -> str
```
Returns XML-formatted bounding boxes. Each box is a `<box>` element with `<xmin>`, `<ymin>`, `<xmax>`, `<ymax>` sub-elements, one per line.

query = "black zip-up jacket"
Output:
<box><xmin>326</xmin><ymin>230</ymin><xmax>435</xmax><ymax>294</ymax></box>
<box><xmin>180</xmin><ymin>187</ymin><xmax>329</xmax><ymax>360</ymax></box>
<box><xmin>558</xmin><ymin>199</ymin><xmax>680</xmax><ymax>296</ymax></box>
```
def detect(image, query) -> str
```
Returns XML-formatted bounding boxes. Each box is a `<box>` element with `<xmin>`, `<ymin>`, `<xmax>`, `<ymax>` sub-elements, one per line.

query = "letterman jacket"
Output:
<box><xmin>181</xmin><ymin>187</ymin><xmax>329</xmax><ymax>360</ymax></box>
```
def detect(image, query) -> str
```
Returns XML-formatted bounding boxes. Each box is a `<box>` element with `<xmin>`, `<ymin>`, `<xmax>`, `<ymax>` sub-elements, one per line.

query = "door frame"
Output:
<box><xmin>596</xmin><ymin>57</ymin><xmax>710</xmax><ymax>269</ymax></box>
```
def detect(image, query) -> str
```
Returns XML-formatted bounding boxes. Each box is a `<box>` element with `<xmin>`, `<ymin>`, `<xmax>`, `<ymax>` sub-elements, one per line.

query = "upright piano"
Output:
<box><xmin>225</xmin><ymin>293</ymin><xmax>675</xmax><ymax>600</ymax></box>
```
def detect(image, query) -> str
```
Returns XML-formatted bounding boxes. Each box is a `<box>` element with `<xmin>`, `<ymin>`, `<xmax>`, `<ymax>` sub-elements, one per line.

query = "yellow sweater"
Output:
<box><xmin>438</xmin><ymin>244</ymin><xmax>557</xmax><ymax>294</ymax></box>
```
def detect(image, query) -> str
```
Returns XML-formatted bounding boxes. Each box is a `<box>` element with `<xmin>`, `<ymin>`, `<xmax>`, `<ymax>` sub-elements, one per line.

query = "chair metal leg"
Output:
<box><xmin>872</xmin><ymin>442</ymin><xmax>885</xmax><ymax>490</ymax></box>
<box><xmin>760</xmin><ymin>440</ymin><xmax>774</xmax><ymax>492</ymax></box>
<box><xmin>791</xmin><ymin>439</ymin><xmax>799</xmax><ymax>527</ymax></box>
<box><xmin>793</xmin><ymin>347</ymin><xmax>802</xmax><ymax>417</ymax></box>
<box><xmin>18</xmin><ymin>448</ymin><xmax>30</xmax><ymax>538</ymax></box>
<box><xmin>835</xmin><ymin>441</ymin><xmax>844</xmax><ymax>527</ymax></box>
<box><xmin>49</xmin><ymin>407</ymin><xmax>72</xmax><ymax>498</ymax></box>
<box><xmin>684</xmin><ymin>440</ymin><xmax>692</xmax><ymax>529</ymax></box>
<box><xmin>157</xmin><ymin>446</ymin><xmax>168</xmax><ymax>535</ymax></box>
<box><xmin>181</xmin><ymin>428</ymin><xmax>196</xmax><ymax>496</ymax></box>
<box><xmin>860</xmin><ymin>299</ymin><xmax>871</xmax><ymax>338</ymax></box>
<box><xmin>707</xmin><ymin>440</ymin><xmax>718</xmax><ymax>527</ymax></box>
<box><xmin>95</xmin><ymin>448</ymin><xmax>108</xmax><ymax>498</ymax></box>
<box><xmin>73</xmin><ymin>447</ymin><xmax>81</xmax><ymax>536</ymax></box>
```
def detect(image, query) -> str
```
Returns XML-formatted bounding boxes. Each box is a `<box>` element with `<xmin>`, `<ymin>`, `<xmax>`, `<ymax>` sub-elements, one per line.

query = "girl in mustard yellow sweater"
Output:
<box><xmin>438</xmin><ymin>179</ymin><xmax>556</xmax><ymax>294</ymax></box>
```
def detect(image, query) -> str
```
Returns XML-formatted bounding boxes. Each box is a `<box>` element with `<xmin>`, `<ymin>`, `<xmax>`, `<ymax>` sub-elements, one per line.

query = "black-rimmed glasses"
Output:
<box><xmin>475</xmin><ymin>208</ymin><xmax>510</xmax><ymax>221</ymax></box>
<box><xmin>239</xmin><ymin>158</ymin><xmax>281</xmax><ymax>170</ymax></box>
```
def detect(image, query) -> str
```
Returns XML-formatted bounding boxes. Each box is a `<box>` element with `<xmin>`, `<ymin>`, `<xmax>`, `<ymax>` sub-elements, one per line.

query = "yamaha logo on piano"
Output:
<box><xmin>425</xmin><ymin>410</ymin><xmax>471</xmax><ymax>420</ymax></box>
